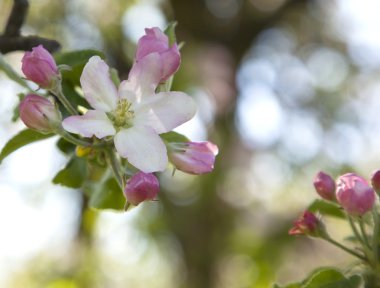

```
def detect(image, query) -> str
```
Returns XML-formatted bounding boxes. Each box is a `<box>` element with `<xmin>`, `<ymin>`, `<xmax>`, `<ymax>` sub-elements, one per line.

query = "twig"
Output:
<box><xmin>0</xmin><ymin>0</ymin><xmax>61</xmax><ymax>54</ymax></box>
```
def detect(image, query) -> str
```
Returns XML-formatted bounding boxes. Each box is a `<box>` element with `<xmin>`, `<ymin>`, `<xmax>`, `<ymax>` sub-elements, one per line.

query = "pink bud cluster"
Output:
<box><xmin>313</xmin><ymin>171</ymin><xmax>378</xmax><ymax>216</ymax></box>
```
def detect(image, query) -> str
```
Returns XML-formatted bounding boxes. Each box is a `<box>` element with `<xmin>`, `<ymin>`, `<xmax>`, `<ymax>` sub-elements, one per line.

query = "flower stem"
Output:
<box><xmin>372</xmin><ymin>208</ymin><xmax>379</xmax><ymax>267</ymax></box>
<box><xmin>324</xmin><ymin>236</ymin><xmax>367</xmax><ymax>261</ymax></box>
<box><xmin>359</xmin><ymin>216</ymin><xmax>372</xmax><ymax>249</ymax></box>
<box><xmin>106</xmin><ymin>149</ymin><xmax>124</xmax><ymax>189</ymax></box>
<box><xmin>51</xmin><ymin>85</ymin><xmax>78</xmax><ymax>115</ymax></box>
<box><xmin>349</xmin><ymin>216</ymin><xmax>366</xmax><ymax>247</ymax></box>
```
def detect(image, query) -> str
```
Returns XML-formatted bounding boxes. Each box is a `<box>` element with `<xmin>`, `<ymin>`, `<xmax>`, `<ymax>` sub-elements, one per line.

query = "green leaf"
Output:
<box><xmin>272</xmin><ymin>283</ymin><xmax>301</xmax><ymax>288</ymax></box>
<box><xmin>160</xmin><ymin>131</ymin><xmax>190</xmax><ymax>143</ymax></box>
<box><xmin>0</xmin><ymin>129</ymin><xmax>54</xmax><ymax>164</ymax></box>
<box><xmin>56</xmin><ymin>138</ymin><xmax>75</xmax><ymax>155</ymax></box>
<box><xmin>53</xmin><ymin>156</ymin><xmax>87</xmax><ymax>188</ymax></box>
<box><xmin>307</xmin><ymin>199</ymin><xmax>345</xmax><ymax>219</ymax></box>
<box><xmin>88</xmin><ymin>177</ymin><xmax>125</xmax><ymax>210</ymax></box>
<box><xmin>302</xmin><ymin>268</ymin><xmax>361</xmax><ymax>288</ymax></box>
<box><xmin>0</xmin><ymin>54</ymin><xmax>30</xmax><ymax>89</ymax></box>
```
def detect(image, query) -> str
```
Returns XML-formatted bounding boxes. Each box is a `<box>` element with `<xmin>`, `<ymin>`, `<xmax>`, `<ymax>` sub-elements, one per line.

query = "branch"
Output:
<box><xmin>4</xmin><ymin>0</ymin><xmax>29</xmax><ymax>37</ymax></box>
<box><xmin>1</xmin><ymin>0</ymin><xmax>61</xmax><ymax>54</ymax></box>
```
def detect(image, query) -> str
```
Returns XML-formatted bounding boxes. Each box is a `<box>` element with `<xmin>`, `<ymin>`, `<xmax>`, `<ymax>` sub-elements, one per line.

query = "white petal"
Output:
<box><xmin>133</xmin><ymin>91</ymin><xmax>197</xmax><ymax>134</ymax></box>
<box><xmin>62</xmin><ymin>110</ymin><xmax>116</xmax><ymax>138</ymax></box>
<box><xmin>123</xmin><ymin>53</ymin><xmax>162</xmax><ymax>102</ymax></box>
<box><xmin>80</xmin><ymin>56</ymin><xmax>118</xmax><ymax>112</ymax></box>
<box><xmin>114</xmin><ymin>126</ymin><xmax>168</xmax><ymax>173</ymax></box>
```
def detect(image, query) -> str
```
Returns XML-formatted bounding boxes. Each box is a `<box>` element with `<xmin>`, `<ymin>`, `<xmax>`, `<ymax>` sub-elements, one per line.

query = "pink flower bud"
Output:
<box><xmin>169</xmin><ymin>141</ymin><xmax>219</xmax><ymax>175</ymax></box>
<box><xmin>21</xmin><ymin>45</ymin><xmax>59</xmax><ymax>89</ymax></box>
<box><xmin>19</xmin><ymin>94</ymin><xmax>62</xmax><ymax>133</ymax></box>
<box><xmin>124</xmin><ymin>172</ymin><xmax>159</xmax><ymax>206</ymax></box>
<box><xmin>336</xmin><ymin>173</ymin><xmax>376</xmax><ymax>216</ymax></box>
<box><xmin>371</xmin><ymin>170</ymin><xmax>380</xmax><ymax>194</ymax></box>
<box><xmin>136</xmin><ymin>27</ymin><xmax>180</xmax><ymax>82</ymax></box>
<box><xmin>289</xmin><ymin>211</ymin><xmax>325</xmax><ymax>237</ymax></box>
<box><xmin>313</xmin><ymin>171</ymin><xmax>336</xmax><ymax>201</ymax></box>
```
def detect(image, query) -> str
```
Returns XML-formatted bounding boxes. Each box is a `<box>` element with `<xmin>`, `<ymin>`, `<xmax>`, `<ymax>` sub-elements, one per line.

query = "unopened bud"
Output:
<box><xmin>336</xmin><ymin>173</ymin><xmax>376</xmax><ymax>216</ymax></box>
<box><xmin>289</xmin><ymin>211</ymin><xmax>326</xmax><ymax>238</ymax></box>
<box><xmin>169</xmin><ymin>141</ymin><xmax>219</xmax><ymax>175</ymax></box>
<box><xmin>371</xmin><ymin>170</ymin><xmax>380</xmax><ymax>194</ymax></box>
<box><xmin>21</xmin><ymin>45</ymin><xmax>59</xmax><ymax>89</ymax></box>
<box><xmin>313</xmin><ymin>171</ymin><xmax>336</xmax><ymax>201</ymax></box>
<box><xmin>124</xmin><ymin>172</ymin><xmax>159</xmax><ymax>206</ymax></box>
<box><xmin>19</xmin><ymin>94</ymin><xmax>61</xmax><ymax>134</ymax></box>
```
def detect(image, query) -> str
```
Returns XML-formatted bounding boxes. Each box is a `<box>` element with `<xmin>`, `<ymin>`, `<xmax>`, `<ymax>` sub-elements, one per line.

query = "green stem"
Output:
<box><xmin>359</xmin><ymin>216</ymin><xmax>371</xmax><ymax>249</ymax></box>
<box><xmin>324</xmin><ymin>236</ymin><xmax>367</xmax><ymax>261</ymax></box>
<box><xmin>51</xmin><ymin>85</ymin><xmax>78</xmax><ymax>115</ymax></box>
<box><xmin>372</xmin><ymin>208</ymin><xmax>379</xmax><ymax>267</ymax></box>
<box><xmin>349</xmin><ymin>216</ymin><xmax>366</xmax><ymax>247</ymax></box>
<box><xmin>57</xmin><ymin>130</ymin><xmax>105</xmax><ymax>148</ymax></box>
<box><xmin>106</xmin><ymin>149</ymin><xmax>124</xmax><ymax>189</ymax></box>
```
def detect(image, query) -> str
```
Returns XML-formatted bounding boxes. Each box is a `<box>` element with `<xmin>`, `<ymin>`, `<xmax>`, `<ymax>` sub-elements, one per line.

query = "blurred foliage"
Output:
<box><xmin>1</xmin><ymin>0</ymin><xmax>380</xmax><ymax>287</ymax></box>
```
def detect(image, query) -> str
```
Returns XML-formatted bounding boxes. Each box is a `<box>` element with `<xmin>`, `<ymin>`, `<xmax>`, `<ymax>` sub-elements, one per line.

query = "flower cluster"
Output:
<box><xmin>288</xmin><ymin>170</ymin><xmax>380</xmax><ymax>285</ymax></box>
<box><xmin>18</xmin><ymin>27</ymin><xmax>218</xmax><ymax>207</ymax></box>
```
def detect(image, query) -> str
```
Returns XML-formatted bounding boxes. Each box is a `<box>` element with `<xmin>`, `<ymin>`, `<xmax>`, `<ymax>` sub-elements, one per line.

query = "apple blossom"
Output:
<box><xmin>124</xmin><ymin>171</ymin><xmax>159</xmax><ymax>206</ymax></box>
<box><xmin>62</xmin><ymin>55</ymin><xmax>196</xmax><ymax>173</ymax></box>
<box><xmin>136</xmin><ymin>27</ymin><xmax>180</xmax><ymax>82</ymax></box>
<box><xmin>19</xmin><ymin>94</ymin><xmax>61</xmax><ymax>133</ymax></box>
<box><xmin>336</xmin><ymin>173</ymin><xmax>376</xmax><ymax>216</ymax></box>
<box><xmin>169</xmin><ymin>141</ymin><xmax>219</xmax><ymax>174</ymax></box>
<box><xmin>313</xmin><ymin>171</ymin><xmax>336</xmax><ymax>201</ymax></box>
<box><xmin>21</xmin><ymin>45</ymin><xmax>59</xmax><ymax>89</ymax></box>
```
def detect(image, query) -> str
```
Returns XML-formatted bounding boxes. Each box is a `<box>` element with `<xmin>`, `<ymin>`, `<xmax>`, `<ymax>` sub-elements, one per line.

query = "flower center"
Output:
<box><xmin>107</xmin><ymin>99</ymin><xmax>134</xmax><ymax>130</ymax></box>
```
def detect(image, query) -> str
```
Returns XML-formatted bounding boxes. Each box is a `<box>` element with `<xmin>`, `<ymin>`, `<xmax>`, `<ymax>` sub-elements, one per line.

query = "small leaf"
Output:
<box><xmin>56</xmin><ymin>137</ymin><xmax>75</xmax><ymax>155</ymax></box>
<box><xmin>0</xmin><ymin>129</ymin><xmax>54</xmax><ymax>164</ymax></box>
<box><xmin>88</xmin><ymin>177</ymin><xmax>125</xmax><ymax>210</ymax></box>
<box><xmin>53</xmin><ymin>156</ymin><xmax>87</xmax><ymax>188</ymax></box>
<box><xmin>11</xmin><ymin>93</ymin><xmax>25</xmax><ymax>122</ymax></box>
<box><xmin>302</xmin><ymin>268</ymin><xmax>361</xmax><ymax>288</ymax></box>
<box><xmin>160</xmin><ymin>131</ymin><xmax>190</xmax><ymax>143</ymax></box>
<box><xmin>307</xmin><ymin>199</ymin><xmax>345</xmax><ymax>219</ymax></box>
<box><xmin>110</xmin><ymin>67</ymin><xmax>120</xmax><ymax>87</ymax></box>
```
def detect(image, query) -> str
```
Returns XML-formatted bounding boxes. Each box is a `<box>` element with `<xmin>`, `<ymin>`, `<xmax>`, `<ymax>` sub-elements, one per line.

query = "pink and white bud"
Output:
<box><xmin>21</xmin><ymin>45</ymin><xmax>59</xmax><ymax>89</ymax></box>
<box><xmin>19</xmin><ymin>94</ymin><xmax>61</xmax><ymax>133</ymax></box>
<box><xmin>124</xmin><ymin>172</ymin><xmax>159</xmax><ymax>206</ymax></box>
<box><xmin>336</xmin><ymin>173</ymin><xmax>376</xmax><ymax>216</ymax></box>
<box><xmin>371</xmin><ymin>170</ymin><xmax>380</xmax><ymax>194</ymax></box>
<box><xmin>169</xmin><ymin>141</ymin><xmax>219</xmax><ymax>175</ymax></box>
<box><xmin>136</xmin><ymin>27</ymin><xmax>180</xmax><ymax>82</ymax></box>
<box><xmin>313</xmin><ymin>171</ymin><xmax>336</xmax><ymax>201</ymax></box>
<box><xmin>289</xmin><ymin>211</ymin><xmax>325</xmax><ymax>237</ymax></box>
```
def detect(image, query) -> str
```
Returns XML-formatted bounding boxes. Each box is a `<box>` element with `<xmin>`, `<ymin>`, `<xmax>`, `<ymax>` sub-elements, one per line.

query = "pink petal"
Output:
<box><xmin>62</xmin><ymin>110</ymin><xmax>116</xmax><ymax>138</ymax></box>
<box><xmin>124</xmin><ymin>53</ymin><xmax>162</xmax><ymax>99</ymax></box>
<box><xmin>133</xmin><ymin>91</ymin><xmax>196</xmax><ymax>134</ymax></box>
<box><xmin>136</xmin><ymin>27</ymin><xmax>169</xmax><ymax>60</ymax></box>
<box><xmin>114</xmin><ymin>126</ymin><xmax>168</xmax><ymax>173</ymax></box>
<box><xmin>80</xmin><ymin>56</ymin><xmax>118</xmax><ymax>112</ymax></box>
<box><xmin>160</xmin><ymin>44</ymin><xmax>180</xmax><ymax>81</ymax></box>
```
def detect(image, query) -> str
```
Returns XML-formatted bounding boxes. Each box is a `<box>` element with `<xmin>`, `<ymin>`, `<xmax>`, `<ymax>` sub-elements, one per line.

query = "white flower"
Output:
<box><xmin>62</xmin><ymin>55</ymin><xmax>196</xmax><ymax>172</ymax></box>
